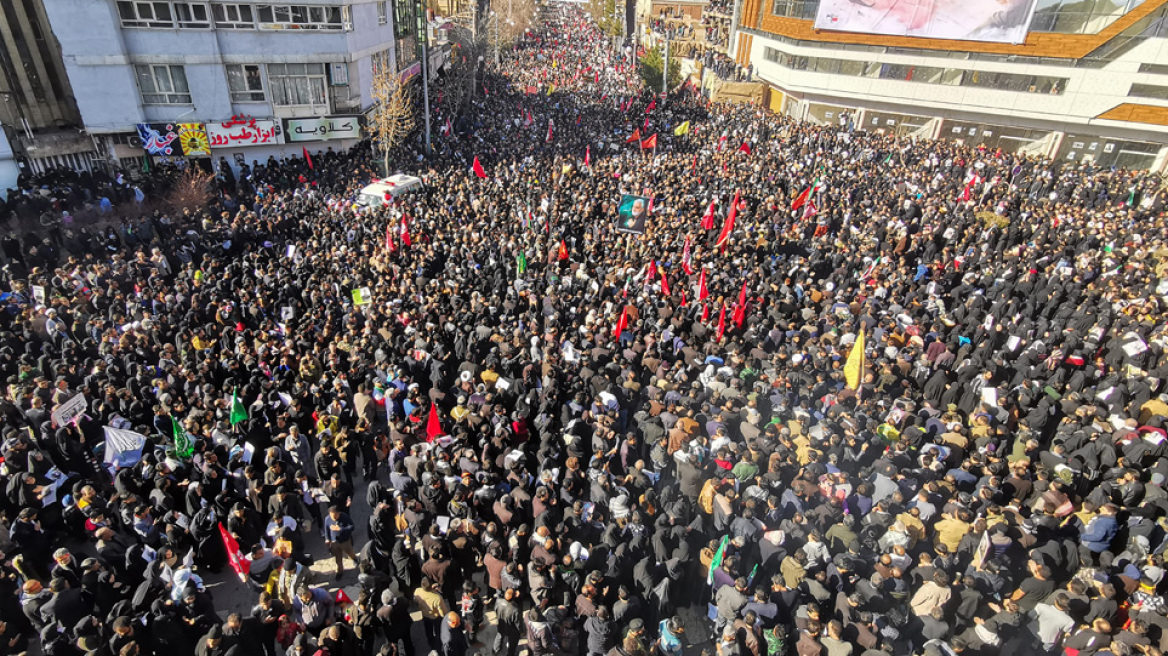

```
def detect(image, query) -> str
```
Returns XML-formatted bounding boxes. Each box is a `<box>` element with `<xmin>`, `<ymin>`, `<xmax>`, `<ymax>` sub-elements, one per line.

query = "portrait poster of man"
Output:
<box><xmin>617</xmin><ymin>194</ymin><xmax>651</xmax><ymax>234</ymax></box>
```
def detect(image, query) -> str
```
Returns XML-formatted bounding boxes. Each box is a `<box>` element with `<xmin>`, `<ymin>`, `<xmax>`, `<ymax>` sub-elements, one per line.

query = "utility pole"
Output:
<box><xmin>662</xmin><ymin>36</ymin><xmax>669</xmax><ymax>96</ymax></box>
<box><xmin>417</xmin><ymin>0</ymin><xmax>432</xmax><ymax>153</ymax></box>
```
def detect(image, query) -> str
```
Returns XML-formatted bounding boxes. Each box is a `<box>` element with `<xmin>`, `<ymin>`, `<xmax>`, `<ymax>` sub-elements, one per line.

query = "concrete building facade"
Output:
<box><xmin>41</xmin><ymin>0</ymin><xmax>414</xmax><ymax>171</ymax></box>
<box><xmin>727</xmin><ymin>0</ymin><xmax>1168</xmax><ymax>169</ymax></box>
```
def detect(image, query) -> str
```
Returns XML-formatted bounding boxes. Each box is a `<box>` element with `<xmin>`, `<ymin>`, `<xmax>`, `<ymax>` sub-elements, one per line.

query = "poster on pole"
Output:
<box><xmin>616</xmin><ymin>195</ymin><xmax>651</xmax><ymax>235</ymax></box>
<box><xmin>813</xmin><ymin>0</ymin><xmax>1039</xmax><ymax>44</ymax></box>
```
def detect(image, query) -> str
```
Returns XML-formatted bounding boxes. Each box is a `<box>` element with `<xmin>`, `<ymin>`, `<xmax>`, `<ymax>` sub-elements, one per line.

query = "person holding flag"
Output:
<box><xmin>844</xmin><ymin>329</ymin><xmax>866</xmax><ymax>394</ymax></box>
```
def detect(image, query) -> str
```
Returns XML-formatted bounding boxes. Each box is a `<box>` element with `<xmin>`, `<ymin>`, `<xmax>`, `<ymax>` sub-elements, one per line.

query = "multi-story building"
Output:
<box><xmin>729</xmin><ymin>0</ymin><xmax>1168</xmax><ymax>169</ymax></box>
<box><xmin>41</xmin><ymin>0</ymin><xmax>418</xmax><ymax>171</ymax></box>
<box><xmin>0</xmin><ymin>0</ymin><xmax>91</xmax><ymax>177</ymax></box>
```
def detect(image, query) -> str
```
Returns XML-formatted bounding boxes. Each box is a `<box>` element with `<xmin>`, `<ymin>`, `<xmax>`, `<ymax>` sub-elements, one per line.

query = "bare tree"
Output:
<box><xmin>166</xmin><ymin>167</ymin><xmax>215</xmax><ymax>213</ymax></box>
<box><xmin>438</xmin><ymin>25</ymin><xmax>481</xmax><ymax>120</ymax></box>
<box><xmin>369</xmin><ymin>61</ymin><xmax>417</xmax><ymax>177</ymax></box>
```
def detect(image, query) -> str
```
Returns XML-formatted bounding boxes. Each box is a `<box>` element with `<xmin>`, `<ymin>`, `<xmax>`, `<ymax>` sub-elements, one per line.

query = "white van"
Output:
<box><xmin>357</xmin><ymin>174</ymin><xmax>424</xmax><ymax>207</ymax></box>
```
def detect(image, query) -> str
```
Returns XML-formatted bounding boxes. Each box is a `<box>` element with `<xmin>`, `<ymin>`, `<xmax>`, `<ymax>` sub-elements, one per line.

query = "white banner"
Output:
<box><xmin>103</xmin><ymin>426</ymin><xmax>148</xmax><ymax>468</ymax></box>
<box><xmin>51</xmin><ymin>394</ymin><xmax>87</xmax><ymax>426</ymax></box>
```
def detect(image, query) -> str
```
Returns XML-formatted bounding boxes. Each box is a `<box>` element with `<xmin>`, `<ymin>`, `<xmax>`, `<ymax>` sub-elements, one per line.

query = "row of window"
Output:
<box><xmin>133</xmin><ymin>62</ymin><xmax>329</xmax><ymax>105</ymax></box>
<box><xmin>761</xmin><ymin>47</ymin><xmax>1068</xmax><ymax>94</ymax></box>
<box><xmin>116</xmin><ymin>1</ymin><xmax>361</xmax><ymax>30</ymax></box>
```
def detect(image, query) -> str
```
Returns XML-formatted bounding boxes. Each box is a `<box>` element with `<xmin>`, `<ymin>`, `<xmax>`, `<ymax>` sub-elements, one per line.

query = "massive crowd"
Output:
<box><xmin>1</xmin><ymin>5</ymin><xmax>1168</xmax><ymax>656</ymax></box>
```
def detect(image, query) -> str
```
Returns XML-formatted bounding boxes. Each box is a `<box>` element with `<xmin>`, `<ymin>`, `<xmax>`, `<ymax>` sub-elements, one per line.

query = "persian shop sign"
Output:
<box><xmin>284</xmin><ymin>116</ymin><xmax>362</xmax><ymax>142</ymax></box>
<box><xmin>205</xmin><ymin>115</ymin><xmax>283</xmax><ymax>148</ymax></box>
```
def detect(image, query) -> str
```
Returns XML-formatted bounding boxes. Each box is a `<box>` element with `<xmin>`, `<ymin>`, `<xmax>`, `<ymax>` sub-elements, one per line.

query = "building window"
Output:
<box><xmin>255</xmin><ymin>4</ymin><xmax>344</xmax><ymax>30</ymax></box>
<box><xmin>226</xmin><ymin>64</ymin><xmax>266</xmax><ymax>102</ymax></box>
<box><xmin>212</xmin><ymin>3</ymin><xmax>255</xmax><ymax>28</ymax></box>
<box><xmin>378</xmin><ymin>1</ymin><xmax>388</xmax><ymax>24</ymax></box>
<box><xmin>134</xmin><ymin>64</ymin><xmax>191</xmax><ymax>104</ymax></box>
<box><xmin>372</xmin><ymin>49</ymin><xmax>392</xmax><ymax>75</ymax></box>
<box><xmin>174</xmin><ymin>2</ymin><xmax>210</xmax><ymax>27</ymax></box>
<box><xmin>117</xmin><ymin>1</ymin><xmax>174</xmax><ymax>28</ymax></box>
<box><xmin>760</xmin><ymin>45</ymin><xmax>1067</xmax><ymax>95</ymax></box>
<box><xmin>1129</xmin><ymin>83</ymin><xmax>1168</xmax><ymax>99</ymax></box>
<box><xmin>267</xmin><ymin>63</ymin><xmax>327</xmax><ymax>106</ymax></box>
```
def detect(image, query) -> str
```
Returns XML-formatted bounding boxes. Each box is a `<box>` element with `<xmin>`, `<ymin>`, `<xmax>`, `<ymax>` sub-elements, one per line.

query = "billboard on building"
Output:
<box><xmin>284</xmin><ymin>116</ymin><xmax>362</xmax><ymax>142</ymax></box>
<box><xmin>177</xmin><ymin>123</ymin><xmax>211</xmax><ymax>156</ymax></box>
<box><xmin>813</xmin><ymin>0</ymin><xmax>1038</xmax><ymax>44</ymax></box>
<box><xmin>205</xmin><ymin>116</ymin><xmax>282</xmax><ymax>148</ymax></box>
<box><xmin>136</xmin><ymin>123</ymin><xmax>183</xmax><ymax>156</ymax></box>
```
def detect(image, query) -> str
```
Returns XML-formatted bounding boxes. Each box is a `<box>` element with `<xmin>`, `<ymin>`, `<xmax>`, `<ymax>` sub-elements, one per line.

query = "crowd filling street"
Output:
<box><xmin>2</xmin><ymin>5</ymin><xmax>1168</xmax><ymax>656</ymax></box>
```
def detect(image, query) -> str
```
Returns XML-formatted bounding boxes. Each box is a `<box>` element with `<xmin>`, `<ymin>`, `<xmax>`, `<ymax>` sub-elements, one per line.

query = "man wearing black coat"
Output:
<box><xmin>39</xmin><ymin>578</ymin><xmax>92</xmax><ymax>636</ymax></box>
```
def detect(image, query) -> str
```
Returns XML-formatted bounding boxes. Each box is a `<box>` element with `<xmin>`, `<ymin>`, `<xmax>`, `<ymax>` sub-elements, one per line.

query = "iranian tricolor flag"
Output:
<box><xmin>701</xmin><ymin>198</ymin><xmax>717</xmax><ymax>231</ymax></box>
<box><xmin>792</xmin><ymin>178</ymin><xmax>825</xmax><ymax>211</ymax></box>
<box><xmin>681</xmin><ymin>235</ymin><xmax>694</xmax><ymax>275</ymax></box>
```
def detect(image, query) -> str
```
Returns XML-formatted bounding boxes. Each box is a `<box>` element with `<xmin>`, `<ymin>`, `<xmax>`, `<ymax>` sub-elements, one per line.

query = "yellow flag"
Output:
<box><xmin>547</xmin><ymin>84</ymin><xmax>556</xmax><ymax>95</ymax></box>
<box><xmin>674</xmin><ymin>121</ymin><xmax>690</xmax><ymax>136</ymax></box>
<box><xmin>844</xmin><ymin>329</ymin><xmax>865</xmax><ymax>390</ymax></box>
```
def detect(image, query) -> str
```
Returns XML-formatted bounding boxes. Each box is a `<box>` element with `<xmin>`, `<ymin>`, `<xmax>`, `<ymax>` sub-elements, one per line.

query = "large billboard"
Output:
<box><xmin>813</xmin><ymin>0</ymin><xmax>1038</xmax><ymax>44</ymax></box>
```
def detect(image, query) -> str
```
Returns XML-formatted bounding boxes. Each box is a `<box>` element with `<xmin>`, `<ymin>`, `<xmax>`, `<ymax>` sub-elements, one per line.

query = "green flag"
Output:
<box><xmin>1126</xmin><ymin>188</ymin><xmax>1136</xmax><ymax>206</ymax></box>
<box><xmin>517</xmin><ymin>251</ymin><xmax>527</xmax><ymax>276</ymax></box>
<box><xmin>230</xmin><ymin>387</ymin><xmax>248</xmax><ymax>426</ymax></box>
<box><xmin>883</xmin><ymin>152</ymin><xmax>893</xmax><ymax>164</ymax></box>
<box><xmin>172</xmin><ymin>418</ymin><xmax>193</xmax><ymax>459</ymax></box>
<box><xmin>707</xmin><ymin>535</ymin><xmax>729</xmax><ymax>585</ymax></box>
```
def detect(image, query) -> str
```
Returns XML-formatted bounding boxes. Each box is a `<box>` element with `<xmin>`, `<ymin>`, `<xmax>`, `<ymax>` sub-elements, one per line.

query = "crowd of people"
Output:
<box><xmin>1</xmin><ymin>5</ymin><xmax>1168</xmax><ymax>656</ymax></box>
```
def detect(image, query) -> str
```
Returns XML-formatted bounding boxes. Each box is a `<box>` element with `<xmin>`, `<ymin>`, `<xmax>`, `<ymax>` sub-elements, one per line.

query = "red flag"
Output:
<box><xmin>445</xmin><ymin>117</ymin><xmax>454</xmax><ymax>136</ymax></box>
<box><xmin>472</xmin><ymin>156</ymin><xmax>487</xmax><ymax>179</ymax></box>
<box><xmin>643</xmin><ymin>117</ymin><xmax>650</xmax><ymax>131</ymax></box>
<box><xmin>702</xmin><ymin>303</ymin><xmax>710</xmax><ymax>322</ymax></box>
<box><xmin>302</xmin><ymin>147</ymin><xmax>313</xmax><ymax>170</ymax></box>
<box><xmin>680</xmin><ymin>288</ymin><xmax>687</xmax><ymax>307</ymax></box>
<box><xmin>718</xmin><ymin>135</ymin><xmax>727</xmax><ymax>151</ymax></box>
<box><xmin>732</xmin><ymin>278</ymin><xmax>748</xmax><ymax>327</ymax></box>
<box><xmin>613</xmin><ymin>305</ymin><xmax>628</xmax><ymax>340</ymax></box>
<box><xmin>400</xmin><ymin>215</ymin><xmax>411</xmax><ymax>247</ymax></box>
<box><xmin>425</xmin><ymin>402</ymin><xmax>442</xmax><ymax>441</ymax></box>
<box><xmin>585</xmin><ymin>146</ymin><xmax>591</xmax><ymax>167</ymax></box>
<box><xmin>558</xmin><ymin>239</ymin><xmax>569</xmax><ymax>261</ymax></box>
<box><xmin>698</xmin><ymin>268</ymin><xmax>708</xmax><ymax>301</ymax></box>
<box><xmin>660</xmin><ymin>268</ymin><xmax>671</xmax><ymax>297</ymax></box>
<box><xmin>647</xmin><ymin>260</ymin><xmax>657</xmax><ymax>281</ymax></box>
<box><xmin>640</xmin><ymin>134</ymin><xmax>657</xmax><ymax>150</ymax></box>
<box><xmin>716</xmin><ymin>304</ymin><xmax>727</xmax><ymax>341</ymax></box>
<box><xmin>546</xmin><ymin>119</ymin><xmax>554</xmax><ymax>143</ymax></box>
<box><xmin>701</xmin><ymin>198</ymin><xmax>716</xmax><ymax>230</ymax></box>
<box><xmin>626</xmin><ymin>129</ymin><xmax>641</xmax><ymax>143</ymax></box>
<box><xmin>802</xmin><ymin>200</ymin><xmax>818</xmax><ymax>221</ymax></box>
<box><xmin>681</xmin><ymin>235</ymin><xmax>694</xmax><ymax>275</ymax></box>
<box><xmin>646</xmin><ymin>99</ymin><xmax>656</xmax><ymax>113</ymax></box>
<box><xmin>218</xmin><ymin>522</ymin><xmax>249</xmax><ymax>583</ymax></box>
<box><xmin>738</xmin><ymin>142</ymin><xmax>752</xmax><ymax>155</ymax></box>
<box><xmin>792</xmin><ymin>185</ymin><xmax>812</xmax><ymax>211</ymax></box>
<box><xmin>716</xmin><ymin>190</ymin><xmax>740</xmax><ymax>251</ymax></box>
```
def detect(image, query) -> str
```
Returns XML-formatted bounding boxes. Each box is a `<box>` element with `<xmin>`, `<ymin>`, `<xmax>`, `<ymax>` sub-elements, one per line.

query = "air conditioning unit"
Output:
<box><xmin>127</xmin><ymin>134</ymin><xmax>144</xmax><ymax>148</ymax></box>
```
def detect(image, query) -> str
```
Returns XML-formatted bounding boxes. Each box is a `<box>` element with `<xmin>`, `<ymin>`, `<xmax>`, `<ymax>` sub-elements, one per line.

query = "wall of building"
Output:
<box><xmin>746</xmin><ymin>33</ymin><xmax>1168</xmax><ymax>138</ymax></box>
<box><xmin>43</xmin><ymin>0</ymin><xmax>397</xmax><ymax>134</ymax></box>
